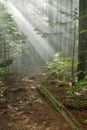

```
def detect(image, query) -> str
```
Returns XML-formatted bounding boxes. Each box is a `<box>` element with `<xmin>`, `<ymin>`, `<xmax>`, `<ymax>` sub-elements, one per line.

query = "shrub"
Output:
<box><xmin>67</xmin><ymin>79</ymin><xmax>87</xmax><ymax>95</ymax></box>
<box><xmin>45</xmin><ymin>52</ymin><xmax>77</xmax><ymax>80</ymax></box>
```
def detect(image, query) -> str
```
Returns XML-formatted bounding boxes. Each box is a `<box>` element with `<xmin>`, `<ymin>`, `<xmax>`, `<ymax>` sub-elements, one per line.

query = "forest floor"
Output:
<box><xmin>0</xmin><ymin>68</ymin><xmax>87</xmax><ymax>130</ymax></box>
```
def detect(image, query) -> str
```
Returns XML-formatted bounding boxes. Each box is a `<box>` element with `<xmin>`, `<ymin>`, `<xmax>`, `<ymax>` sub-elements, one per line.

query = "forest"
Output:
<box><xmin>0</xmin><ymin>0</ymin><xmax>87</xmax><ymax>130</ymax></box>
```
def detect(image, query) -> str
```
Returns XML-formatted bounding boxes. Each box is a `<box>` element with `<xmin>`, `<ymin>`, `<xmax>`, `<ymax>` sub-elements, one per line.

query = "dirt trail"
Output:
<box><xmin>0</xmin><ymin>72</ymin><xmax>72</xmax><ymax>130</ymax></box>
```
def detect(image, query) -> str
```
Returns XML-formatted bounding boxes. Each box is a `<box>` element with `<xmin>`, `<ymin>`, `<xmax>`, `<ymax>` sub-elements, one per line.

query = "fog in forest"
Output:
<box><xmin>0</xmin><ymin>0</ymin><xmax>79</xmax><ymax>73</ymax></box>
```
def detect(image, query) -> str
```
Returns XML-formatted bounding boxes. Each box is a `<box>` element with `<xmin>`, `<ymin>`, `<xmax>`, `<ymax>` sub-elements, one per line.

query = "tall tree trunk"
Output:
<box><xmin>77</xmin><ymin>0</ymin><xmax>87</xmax><ymax>81</ymax></box>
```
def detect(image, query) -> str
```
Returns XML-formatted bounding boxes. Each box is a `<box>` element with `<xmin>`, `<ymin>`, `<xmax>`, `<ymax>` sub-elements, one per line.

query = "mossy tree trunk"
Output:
<box><xmin>77</xmin><ymin>0</ymin><xmax>87</xmax><ymax>81</ymax></box>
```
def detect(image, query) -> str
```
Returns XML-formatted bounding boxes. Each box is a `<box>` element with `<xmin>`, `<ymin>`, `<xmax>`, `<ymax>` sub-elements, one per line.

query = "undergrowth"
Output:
<box><xmin>45</xmin><ymin>52</ymin><xmax>77</xmax><ymax>81</ymax></box>
<box><xmin>0</xmin><ymin>81</ymin><xmax>7</xmax><ymax>97</ymax></box>
<box><xmin>67</xmin><ymin>79</ymin><xmax>87</xmax><ymax>95</ymax></box>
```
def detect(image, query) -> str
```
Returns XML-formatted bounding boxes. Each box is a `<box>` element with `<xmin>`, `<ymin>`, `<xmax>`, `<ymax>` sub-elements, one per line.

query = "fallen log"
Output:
<box><xmin>37</xmin><ymin>86</ymin><xmax>84</xmax><ymax>130</ymax></box>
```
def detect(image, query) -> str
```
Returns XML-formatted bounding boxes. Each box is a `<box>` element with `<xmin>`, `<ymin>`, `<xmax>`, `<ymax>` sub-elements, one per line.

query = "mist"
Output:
<box><xmin>0</xmin><ymin>0</ymin><xmax>79</xmax><ymax>72</ymax></box>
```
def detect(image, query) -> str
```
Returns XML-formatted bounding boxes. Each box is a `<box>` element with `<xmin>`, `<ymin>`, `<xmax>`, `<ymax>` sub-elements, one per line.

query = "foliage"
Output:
<box><xmin>45</xmin><ymin>52</ymin><xmax>77</xmax><ymax>80</ymax></box>
<box><xmin>0</xmin><ymin>4</ymin><xmax>26</xmax><ymax>44</ymax></box>
<box><xmin>56</xmin><ymin>82</ymin><xmax>69</xmax><ymax>87</ymax></box>
<box><xmin>0</xmin><ymin>59</ymin><xmax>6</xmax><ymax>78</ymax></box>
<box><xmin>0</xmin><ymin>81</ymin><xmax>7</xmax><ymax>97</ymax></box>
<box><xmin>34</xmin><ymin>28</ymin><xmax>65</xmax><ymax>38</ymax></box>
<box><xmin>67</xmin><ymin>79</ymin><xmax>87</xmax><ymax>95</ymax></box>
<box><xmin>0</xmin><ymin>4</ymin><xmax>29</xmax><ymax>73</ymax></box>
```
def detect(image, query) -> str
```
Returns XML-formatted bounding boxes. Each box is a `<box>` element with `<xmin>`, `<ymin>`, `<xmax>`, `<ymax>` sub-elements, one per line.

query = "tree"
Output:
<box><xmin>77</xmin><ymin>0</ymin><xmax>87</xmax><ymax>81</ymax></box>
<box><xmin>0</xmin><ymin>4</ymin><xmax>27</xmax><ymax>74</ymax></box>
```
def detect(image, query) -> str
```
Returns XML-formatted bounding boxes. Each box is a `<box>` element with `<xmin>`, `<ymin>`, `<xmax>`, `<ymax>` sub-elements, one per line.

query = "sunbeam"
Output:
<box><xmin>0</xmin><ymin>0</ymin><xmax>79</xmax><ymax>66</ymax></box>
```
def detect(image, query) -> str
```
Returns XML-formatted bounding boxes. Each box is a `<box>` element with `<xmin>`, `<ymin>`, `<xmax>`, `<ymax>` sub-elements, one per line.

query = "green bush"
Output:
<box><xmin>45</xmin><ymin>52</ymin><xmax>77</xmax><ymax>80</ymax></box>
<box><xmin>67</xmin><ymin>79</ymin><xmax>87</xmax><ymax>95</ymax></box>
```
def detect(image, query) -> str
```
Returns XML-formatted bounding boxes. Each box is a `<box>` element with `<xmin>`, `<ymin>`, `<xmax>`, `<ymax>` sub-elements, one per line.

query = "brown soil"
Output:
<box><xmin>0</xmin><ymin>70</ymin><xmax>87</xmax><ymax>130</ymax></box>
<box><xmin>42</xmin><ymin>77</ymin><xmax>87</xmax><ymax>130</ymax></box>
